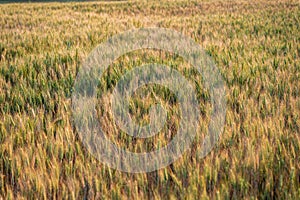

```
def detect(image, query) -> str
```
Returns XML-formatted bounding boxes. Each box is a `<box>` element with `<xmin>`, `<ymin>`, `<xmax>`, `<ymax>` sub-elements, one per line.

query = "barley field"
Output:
<box><xmin>0</xmin><ymin>0</ymin><xmax>299</xmax><ymax>199</ymax></box>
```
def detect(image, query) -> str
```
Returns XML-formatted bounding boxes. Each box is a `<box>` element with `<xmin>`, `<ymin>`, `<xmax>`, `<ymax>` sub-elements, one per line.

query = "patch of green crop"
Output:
<box><xmin>0</xmin><ymin>0</ymin><xmax>299</xmax><ymax>199</ymax></box>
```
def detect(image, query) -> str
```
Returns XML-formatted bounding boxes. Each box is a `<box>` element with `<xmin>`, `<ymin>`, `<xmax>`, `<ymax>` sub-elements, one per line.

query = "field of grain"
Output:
<box><xmin>0</xmin><ymin>0</ymin><xmax>299</xmax><ymax>199</ymax></box>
